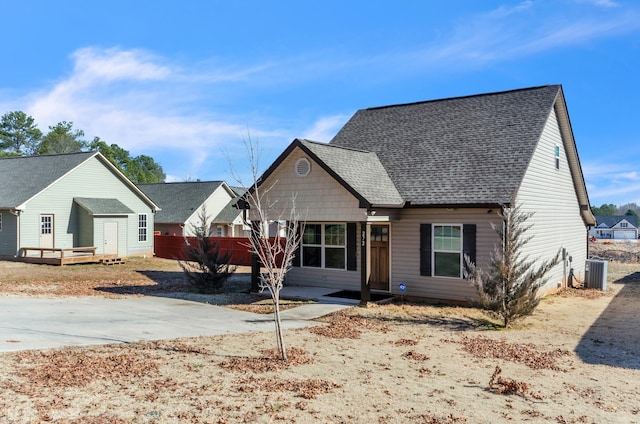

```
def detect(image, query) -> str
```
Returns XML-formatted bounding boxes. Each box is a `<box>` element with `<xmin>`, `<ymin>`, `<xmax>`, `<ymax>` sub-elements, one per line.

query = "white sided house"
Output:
<box><xmin>138</xmin><ymin>181</ymin><xmax>244</xmax><ymax>237</ymax></box>
<box><xmin>0</xmin><ymin>152</ymin><xmax>159</xmax><ymax>258</ymax></box>
<box><xmin>590</xmin><ymin>215</ymin><xmax>639</xmax><ymax>240</ymax></box>
<box><xmin>247</xmin><ymin>85</ymin><xmax>595</xmax><ymax>303</ymax></box>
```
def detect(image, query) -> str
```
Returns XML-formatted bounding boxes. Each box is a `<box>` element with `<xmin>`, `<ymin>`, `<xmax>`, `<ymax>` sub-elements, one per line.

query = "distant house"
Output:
<box><xmin>0</xmin><ymin>152</ymin><xmax>159</xmax><ymax>258</ymax></box>
<box><xmin>138</xmin><ymin>181</ymin><xmax>245</xmax><ymax>237</ymax></box>
<box><xmin>245</xmin><ymin>85</ymin><xmax>595</xmax><ymax>302</ymax></box>
<box><xmin>590</xmin><ymin>215</ymin><xmax>639</xmax><ymax>240</ymax></box>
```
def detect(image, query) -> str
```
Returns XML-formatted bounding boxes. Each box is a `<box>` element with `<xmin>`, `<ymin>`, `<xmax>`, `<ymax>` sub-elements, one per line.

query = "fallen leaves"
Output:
<box><xmin>219</xmin><ymin>347</ymin><xmax>313</xmax><ymax>373</ymax></box>
<box><xmin>452</xmin><ymin>335</ymin><xmax>571</xmax><ymax>370</ymax></box>
<box><xmin>310</xmin><ymin>310</ymin><xmax>389</xmax><ymax>339</ymax></box>
<box><xmin>8</xmin><ymin>347</ymin><xmax>160</xmax><ymax>391</ymax></box>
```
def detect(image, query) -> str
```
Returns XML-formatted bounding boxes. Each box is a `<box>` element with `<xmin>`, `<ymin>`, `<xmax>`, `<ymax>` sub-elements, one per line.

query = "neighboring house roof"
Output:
<box><xmin>330</xmin><ymin>85</ymin><xmax>563</xmax><ymax>207</ymax></box>
<box><xmin>214</xmin><ymin>187</ymin><xmax>247</xmax><ymax>223</ymax></box>
<box><xmin>138</xmin><ymin>181</ymin><xmax>229</xmax><ymax>224</ymax></box>
<box><xmin>0</xmin><ymin>151</ymin><xmax>159</xmax><ymax>211</ymax></box>
<box><xmin>74</xmin><ymin>197</ymin><xmax>134</xmax><ymax>215</ymax></box>
<box><xmin>595</xmin><ymin>215</ymin><xmax>639</xmax><ymax>228</ymax></box>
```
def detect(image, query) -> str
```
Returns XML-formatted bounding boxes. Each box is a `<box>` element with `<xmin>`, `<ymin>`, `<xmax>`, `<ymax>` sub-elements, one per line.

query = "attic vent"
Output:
<box><xmin>295</xmin><ymin>158</ymin><xmax>311</xmax><ymax>177</ymax></box>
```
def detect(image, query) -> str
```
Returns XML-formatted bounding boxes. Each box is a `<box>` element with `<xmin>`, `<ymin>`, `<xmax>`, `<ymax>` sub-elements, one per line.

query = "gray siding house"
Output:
<box><xmin>250</xmin><ymin>85</ymin><xmax>595</xmax><ymax>302</ymax></box>
<box><xmin>0</xmin><ymin>152</ymin><xmax>159</xmax><ymax>258</ymax></box>
<box><xmin>138</xmin><ymin>181</ymin><xmax>244</xmax><ymax>237</ymax></box>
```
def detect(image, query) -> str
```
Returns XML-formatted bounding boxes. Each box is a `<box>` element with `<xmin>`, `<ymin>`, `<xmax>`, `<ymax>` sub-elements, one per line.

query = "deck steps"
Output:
<box><xmin>100</xmin><ymin>257</ymin><xmax>127</xmax><ymax>265</ymax></box>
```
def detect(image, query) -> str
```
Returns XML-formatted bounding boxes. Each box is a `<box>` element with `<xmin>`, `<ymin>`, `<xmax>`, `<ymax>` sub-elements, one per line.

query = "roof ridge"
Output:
<box><xmin>299</xmin><ymin>138</ymin><xmax>372</xmax><ymax>154</ymax></box>
<box><xmin>0</xmin><ymin>151</ymin><xmax>95</xmax><ymax>161</ymax></box>
<box><xmin>138</xmin><ymin>180</ymin><xmax>224</xmax><ymax>186</ymax></box>
<box><xmin>365</xmin><ymin>84</ymin><xmax>560</xmax><ymax>111</ymax></box>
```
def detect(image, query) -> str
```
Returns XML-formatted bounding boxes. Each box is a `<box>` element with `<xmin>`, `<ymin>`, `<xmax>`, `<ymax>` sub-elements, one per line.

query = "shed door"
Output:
<box><xmin>104</xmin><ymin>222</ymin><xmax>119</xmax><ymax>255</ymax></box>
<box><xmin>370</xmin><ymin>225</ymin><xmax>390</xmax><ymax>291</ymax></box>
<box><xmin>39</xmin><ymin>214</ymin><xmax>54</xmax><ymax>248</ymax></box>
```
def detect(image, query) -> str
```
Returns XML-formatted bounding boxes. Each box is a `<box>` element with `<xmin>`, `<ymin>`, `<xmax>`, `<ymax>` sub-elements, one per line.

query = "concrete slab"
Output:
<box><xmin>0</xmin><ymin>295</ymin><xmax>350</xmax><ymax>352</ymax></box>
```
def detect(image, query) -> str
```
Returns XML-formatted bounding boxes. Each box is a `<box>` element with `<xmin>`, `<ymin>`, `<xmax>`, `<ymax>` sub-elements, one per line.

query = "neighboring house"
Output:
<box><xmin>246</xmin><ymin>85</ymin><xmax>595</xmax><ymax>302</ymax></box>
<box><xmin>0</xmin><ymin>152</ymin><xmax>159</xmax><ymax>258</ymax></box>
<box><xmin>138</xmin><ymin>181</ymin><xmax>244</xmax><ymax>237</ymax></box>
<box><xmin>211</xmin><ymin>186</ymin><xmax>250</xmax><ymax>237</ymax></box>
<box><xmin>590</xmin><ymin>215</ymin><xmax>639</xmax><ymax>239</ymax></box>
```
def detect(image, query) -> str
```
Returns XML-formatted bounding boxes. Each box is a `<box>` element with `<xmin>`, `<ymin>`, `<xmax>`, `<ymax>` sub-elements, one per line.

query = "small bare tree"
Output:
<box><xmin>465</xmin><ymin>205</ymin><xmax>560</xmax><ymax>328</ymax></box>
<box><xmin>231</xmin><ymin>135</ymin><xmax>303</xmax><ymax>361</ymax></box>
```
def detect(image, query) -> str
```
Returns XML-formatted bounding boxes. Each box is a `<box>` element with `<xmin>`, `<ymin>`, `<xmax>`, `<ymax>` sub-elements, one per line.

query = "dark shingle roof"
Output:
<box><xmin>330</xmin><ymin>85</ymin><xmax>562</xmax><ymax>206</ymax></box>
<box><xmin>74</xmin><ymin>197</ymin><xmax>134</xmax><ymax>215</ymax></box>
<box><xmin>213</xmin><ymin>187</ymin><xmax>246</xmax><ymax>223</ymax></box>
<box><xmin>0</xmin><ymin>152</ymin><xmax>96</xmax><ymax>208</ymax></box>
<box><xmin>299</xmin><ymin>139</ymin><xmax>404</xmax><ymax>206</ymax></box>
<box><xmin>138</xmin><ymin>181</ymin><xmax>225</xmax><ymax>224</ymax></box>
<box><xmin>595</xmin><ymin>215</ymin><xmax>639</xmax><ymax>228</ymax></box>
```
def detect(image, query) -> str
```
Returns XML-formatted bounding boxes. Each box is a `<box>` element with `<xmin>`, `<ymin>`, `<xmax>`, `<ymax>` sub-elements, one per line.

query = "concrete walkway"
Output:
<box><xmin>0</xmin><ymin>292</ymin><xmax>350</xmax><ymax>352</ymax></box>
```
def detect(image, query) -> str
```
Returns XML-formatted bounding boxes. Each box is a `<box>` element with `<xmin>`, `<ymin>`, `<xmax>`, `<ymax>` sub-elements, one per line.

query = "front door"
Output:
<box><xmin>39</xmin><ymin>214</ymin><xmax>54</xmax><ymax>248</ymax></box>
<box><xmin>104</xmin><ymin>222</ymin><xmax>119</xmax><ymax>255</ymax></box>
<box><xmin>370</xmin><ymin>225</ymin><xmax>389</xmax><ymax>291</ymax></box>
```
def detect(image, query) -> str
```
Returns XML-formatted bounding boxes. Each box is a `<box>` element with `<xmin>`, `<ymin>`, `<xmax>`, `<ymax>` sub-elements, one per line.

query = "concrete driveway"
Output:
<box><xmin>0</xmin><ymin>295</ymin><xmax>349</xmax><ymax>352</ymax></box>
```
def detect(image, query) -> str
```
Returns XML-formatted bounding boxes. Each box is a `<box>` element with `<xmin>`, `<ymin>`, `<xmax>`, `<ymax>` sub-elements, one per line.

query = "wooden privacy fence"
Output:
<box><xmin>154</xmin><ymin>235</ymin><xmax>286</xmax><ymax>266</ymax></box>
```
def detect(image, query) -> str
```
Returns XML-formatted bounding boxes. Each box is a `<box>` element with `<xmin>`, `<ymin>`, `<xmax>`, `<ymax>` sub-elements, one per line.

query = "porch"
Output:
<box><xmin>19</xmin><ymin>247</ymin><xmax>126</xmax><ymax>266</ymax></box>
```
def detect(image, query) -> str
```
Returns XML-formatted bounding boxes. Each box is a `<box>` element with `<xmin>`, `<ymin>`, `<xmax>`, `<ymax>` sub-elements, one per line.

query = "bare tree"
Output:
<box><xmin>465</xmin><ymin>205</ymin><xmax>560</xmax><ymax>328</ymax></box>
<box><xmin>231</xmin><ymin>135</ymin><xmax>303</xmax><ymax>361</ymax></box>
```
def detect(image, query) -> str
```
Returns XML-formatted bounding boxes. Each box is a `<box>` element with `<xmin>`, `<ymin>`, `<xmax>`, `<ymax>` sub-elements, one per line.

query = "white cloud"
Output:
<box><xmin>301</xmin><ymin>114</ymin><xmax>350</xmax><ymax>143</ymax></box>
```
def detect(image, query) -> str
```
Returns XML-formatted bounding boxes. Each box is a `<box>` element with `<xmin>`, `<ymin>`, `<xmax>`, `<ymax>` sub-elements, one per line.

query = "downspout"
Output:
<box><xmin>9</xmin><ymin>208</ymin><xmax>21</xmax><ymax>257</ymax></box>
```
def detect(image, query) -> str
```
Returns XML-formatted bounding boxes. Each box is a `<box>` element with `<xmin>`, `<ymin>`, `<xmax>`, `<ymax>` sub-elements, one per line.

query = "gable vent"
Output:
<box><xmin>295</xmin><ymin>158</ymin><xmax>311</xmax><ymax>177</ymax></box>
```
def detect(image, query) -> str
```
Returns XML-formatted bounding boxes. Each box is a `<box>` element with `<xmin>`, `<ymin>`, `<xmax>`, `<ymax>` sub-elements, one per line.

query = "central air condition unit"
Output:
<box><xmin>585</xmin><ymin>259</ymin><xmax>608</xmax><ymax>291</ymax></box>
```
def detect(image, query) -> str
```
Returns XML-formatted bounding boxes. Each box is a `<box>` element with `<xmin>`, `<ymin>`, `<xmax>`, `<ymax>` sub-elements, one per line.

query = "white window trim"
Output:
<box><xmin>301</xmin><ymin>223</ymin><xmax>347</xmax><ymax>270</ymax></box>
<box><xmin>432</xmin><ymin>223</ymin><xmax>463</xmax><ymax>279</ymax></box>
<box><xmin>138</xmin><ymin>213</ymin><xmax>148</xmax><ymax>242</ymax></box>
<box><xmin>555</xmin><ymin>144</ymin><xmax>561</xmax><ymax>170</ymax></box>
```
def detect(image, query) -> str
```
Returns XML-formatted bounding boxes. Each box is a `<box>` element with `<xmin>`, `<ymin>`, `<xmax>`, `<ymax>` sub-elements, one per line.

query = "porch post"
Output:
<box><xmin>360</xmin><ymin>221</ymin><xmax>370</xmax><ymax>305</ymax></box>
<box><xmin>250</xmin><ymin>221</ymin><xmax>261</xmax><ymax>293</ymax></box>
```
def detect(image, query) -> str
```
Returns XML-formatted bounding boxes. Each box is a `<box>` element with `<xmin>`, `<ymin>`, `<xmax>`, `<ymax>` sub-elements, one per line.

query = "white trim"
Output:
<box><xmin>432</xmin><ymin>223</ymin><xmax>463</xmax><ymax>279</ymax></box>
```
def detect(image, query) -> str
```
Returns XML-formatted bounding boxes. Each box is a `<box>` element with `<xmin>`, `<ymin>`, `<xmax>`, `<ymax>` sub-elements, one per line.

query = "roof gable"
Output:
<box><xmin>256</xmin><ymin>139</ymin><xmax>404</xmax><ymax>209</ymax></box>
<box><xmin>0</xmin><ymin>151</ymin><xmax>159</xmax><ymax>211</ymax></box>
<box><xmin>138</xmin><ymin>181</ymin><xmax>230</xmax><ymax>224</ymax></box>
<box><xmin>595</xmin><ymin>215</ymin><xmax>638</xmax><ymax>228</ymax></box>
<box><xmin>0</xmin><ymin>152</ymin><xmax>97</xmax><ymax>209</ymax></box>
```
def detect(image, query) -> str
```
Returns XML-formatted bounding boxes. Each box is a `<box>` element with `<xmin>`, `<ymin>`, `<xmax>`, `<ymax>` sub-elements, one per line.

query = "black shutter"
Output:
<box><xmin>463</xmin><ymin>224</ymin><xmax>477</xmax><ymax>272</ymax></box>
<box><xmin>346</xmin><ymin>222</ymin><xmax>357</xmax><ymax>271</ymax></box>
<box><xmin>420</xmin><ymin>224</ymin><xmax>431</xmax><ymax>276</ymax></box>
<box><xmin>292</xmin><ymin>222</ymin><xmax>301</xmax><ymax>267</ymax></box>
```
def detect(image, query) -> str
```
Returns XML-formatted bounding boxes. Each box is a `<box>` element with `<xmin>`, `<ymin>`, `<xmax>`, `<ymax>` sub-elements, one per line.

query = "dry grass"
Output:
<box><xmin>0</xmin><ymin>258</ymin><xmax>639</xmax><ymax>422</ymax></box>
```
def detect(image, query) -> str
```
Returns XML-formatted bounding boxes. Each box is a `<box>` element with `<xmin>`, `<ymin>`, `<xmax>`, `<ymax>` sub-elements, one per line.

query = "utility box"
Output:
<box><xmin>585</xmin><ymin>259</ymin><xmax>608</xmax><ymax>291</ymax></box>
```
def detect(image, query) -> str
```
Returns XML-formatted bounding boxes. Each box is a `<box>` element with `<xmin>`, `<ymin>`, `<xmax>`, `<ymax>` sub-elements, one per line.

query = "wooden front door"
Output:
<box><xmin>39</xmin><ymin>214</ymin><xmax>54</xmax><ymax>248</ymax></box>
<box><xmin>370</xmin><ymin>225</ymin><xmax>389</xmax><ymax>291</ymax></box>
<box><xmin>103</xmin><ymin>222</ymin><xmax>119</xmax><ymax>255</ymax></box>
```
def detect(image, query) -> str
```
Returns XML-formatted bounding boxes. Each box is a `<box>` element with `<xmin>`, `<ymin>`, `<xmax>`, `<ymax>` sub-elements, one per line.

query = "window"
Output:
<box><xmin>138</xmin><ymin>214</ymin><xmax>147</xmax><ymax>242</ymax></box>
<box><xmin>302</xmin><ymin>223</ymin><xmax>346</xmax><ymax>269</ymax></box>
<box><xmin>420</xmin><ymin>223</ymin><xmax>476</xmax><ymax>279</ymax></box>
<box><xmin>41</xmin><ymin>215</ymin><xmax>52</xmax><ymax>235</ymax></box>
<box><xmin>620</xmin><ymin>222</ymin><xmax>628</xmax><ymax>228</ymax></box>
<box><xmin>555</xmin><ymin>145</ymin><xmax>560</xmax><ymax>170</ymax></box>
<box><xmin>433</xmin><ymin>225</ymin><xmax>462</xmax><ymax>277</ymax></box>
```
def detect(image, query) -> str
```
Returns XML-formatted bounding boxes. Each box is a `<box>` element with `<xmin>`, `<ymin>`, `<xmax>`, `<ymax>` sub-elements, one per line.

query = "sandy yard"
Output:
<box><xmin>0</xmin><ymin>253</ymin><xmax>638</xmax><ymax>423</ymax></box>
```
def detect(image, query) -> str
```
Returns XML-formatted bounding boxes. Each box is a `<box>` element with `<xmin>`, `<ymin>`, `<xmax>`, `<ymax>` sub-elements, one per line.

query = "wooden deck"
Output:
<box><xmin>19</xmin><ymin>247</ymin><xmax>127</xmax><ymax>266</ymax></box>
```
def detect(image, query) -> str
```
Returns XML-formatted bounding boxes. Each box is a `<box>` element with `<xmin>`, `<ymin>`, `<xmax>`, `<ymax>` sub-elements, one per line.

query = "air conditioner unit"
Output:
<box><xmin>585</xmin><ymin>259</ymin><xmax>608</xmax><ymax>291</ymax></box>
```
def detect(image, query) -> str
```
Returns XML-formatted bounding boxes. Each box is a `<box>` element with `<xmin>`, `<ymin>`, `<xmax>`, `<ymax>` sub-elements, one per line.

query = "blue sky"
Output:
<box><xmin>1</xmin><ymin>1</ymin><xmax>638</xmax><ymax>207</ymax></box>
